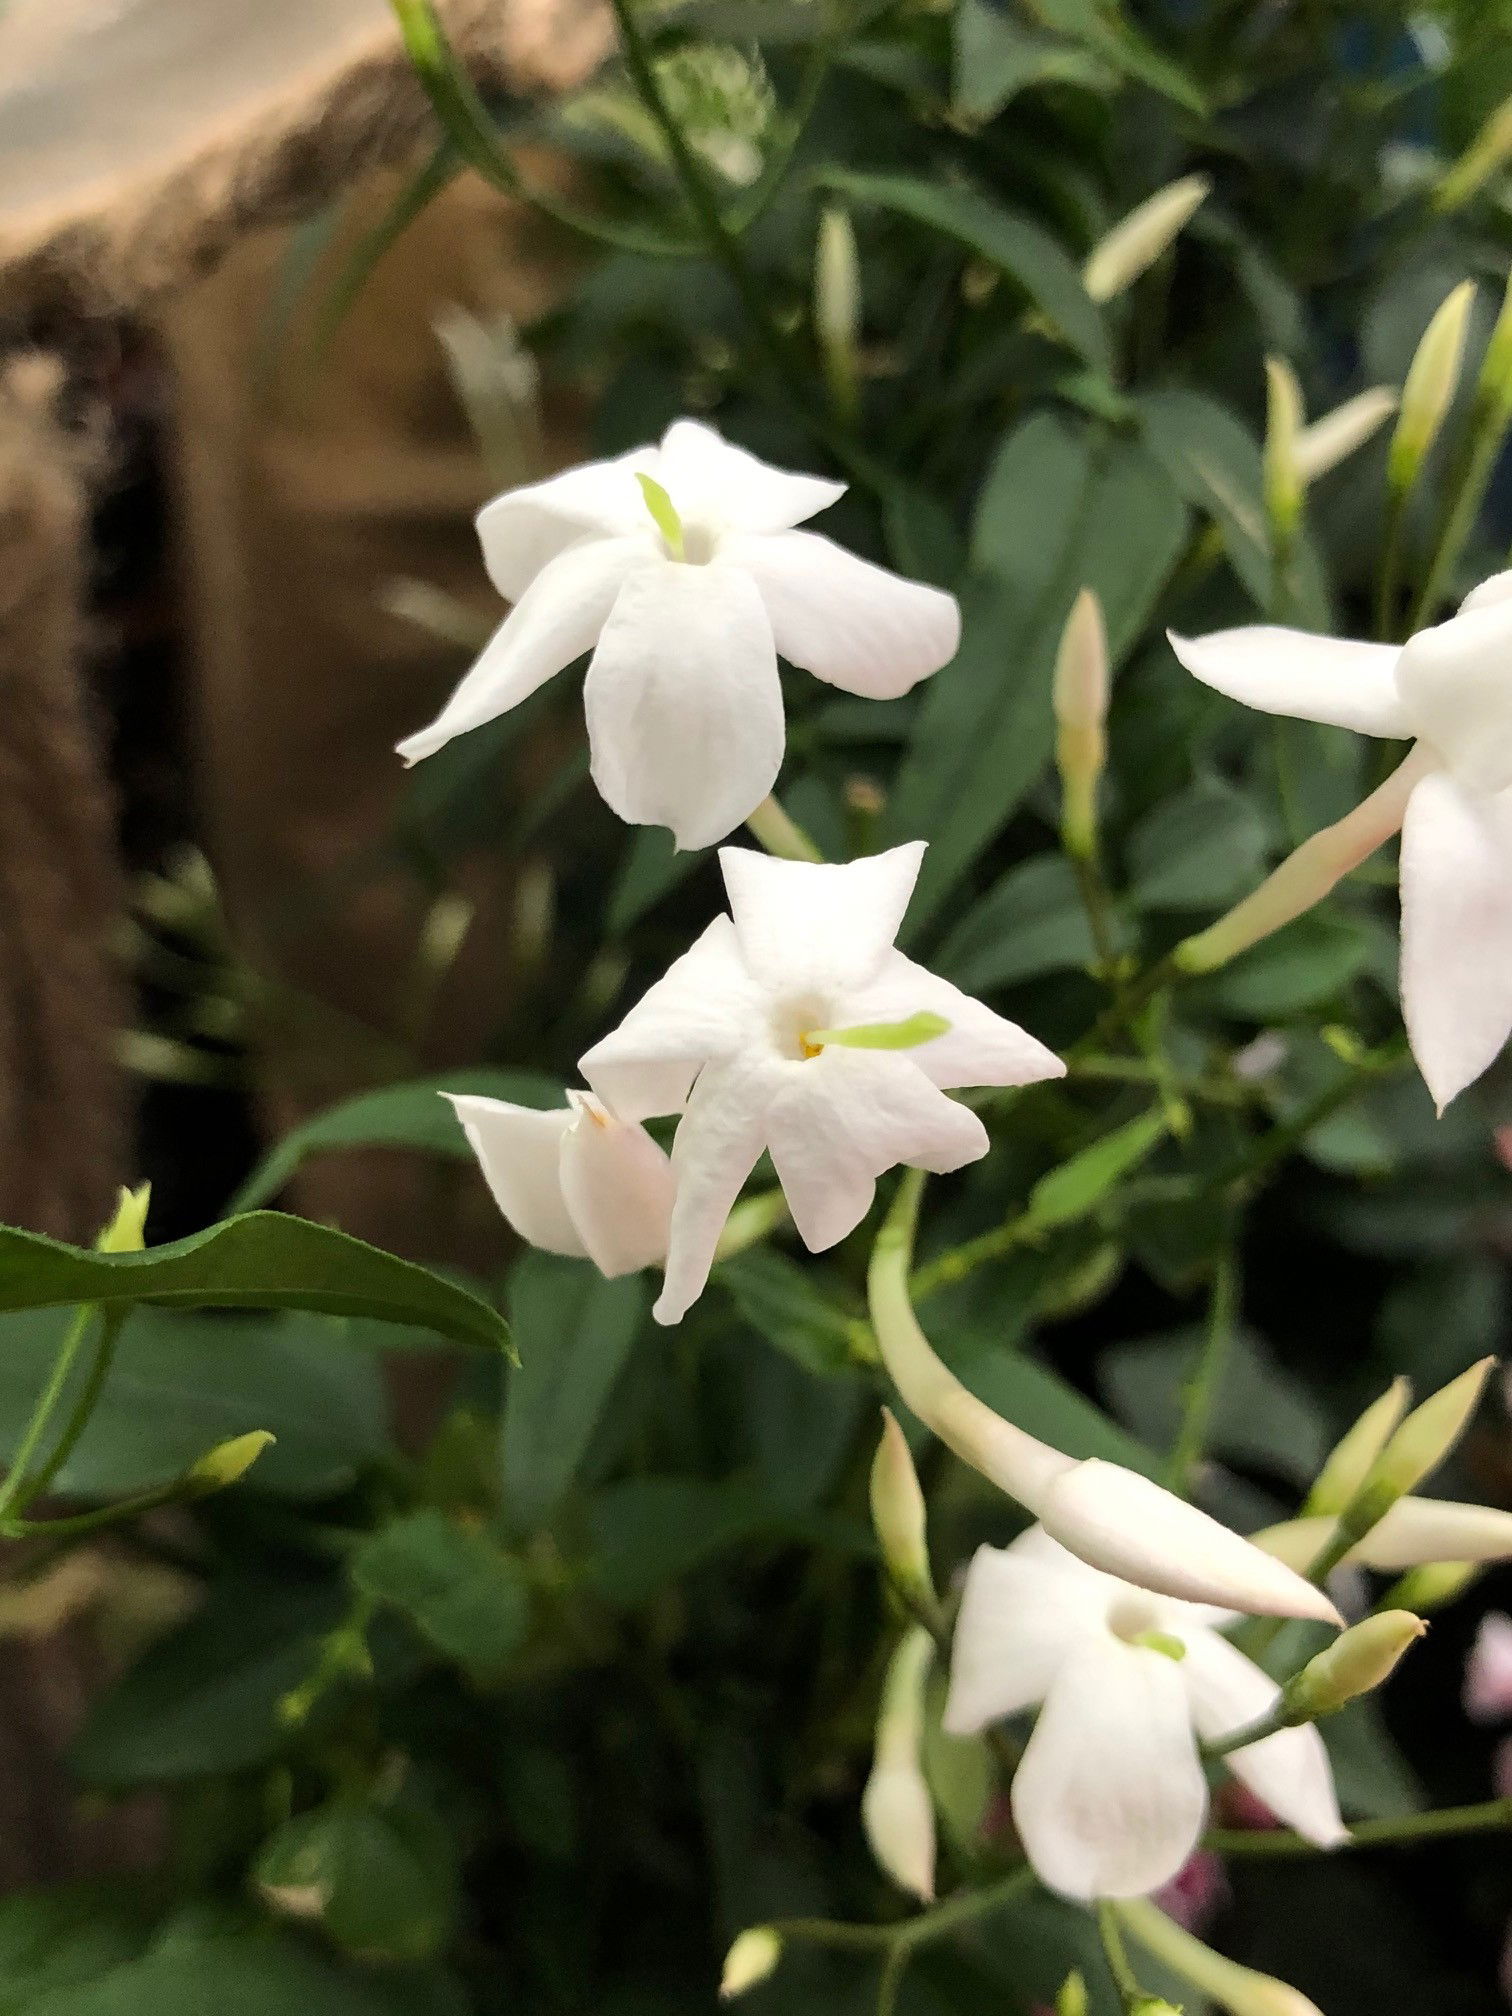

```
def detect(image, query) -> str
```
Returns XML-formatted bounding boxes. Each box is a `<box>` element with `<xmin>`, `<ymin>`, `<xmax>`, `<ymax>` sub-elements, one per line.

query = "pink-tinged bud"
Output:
<box><xmin>1305</xmin><ymin>1378</ymin><xmax>1411</xmax><ymax>1517</ymax></box>
<box><xmin>870</xmin><ymin>1409</ymin><xmax>934</xmax><ymax>1606</ymax></box>
<box><xmin>720</xmin><ymin>1928</ymin><xmax>782</xmax><ymax>2000</ymax></box>
<box><xmin>1174</xmin><ymin>748</ymin><xmax>1433</xmax><ymax>976</ymax></box>
<box><xmin>1387</xmin><ymin>280</ymin><xmax>1477</xmax><ymax>494</ymax></box>
<box><xmin>1117</xmin><ymin>1899</ymin><xmax>1324</xmax><ymax>2016</ymax></box>
<box><xmin>1294</xmin><ymin>387</ymin><xmax>1399</xmax><ymax>485</ymax></box>
<box><xmin>862</xmin><ymin>1627</ymin><xmax>936</xmax><ymax>1902</ymax></box>
<box><xmin>1053</xmin><ymin>589</ymin><xmax>1110</xmax><ymax>861</ymax></box>
<box><xmin>1464</xmin><ymin>1611</ymin><xmax>1512</xmax><ymax>1724</ymax></box>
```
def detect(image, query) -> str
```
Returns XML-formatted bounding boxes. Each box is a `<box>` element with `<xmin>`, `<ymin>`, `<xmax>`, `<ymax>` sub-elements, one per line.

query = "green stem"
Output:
<box><xmin>1207</xmin><ymin>1797</ymin><xmax>1512</xmax><ymax>1857</ymax></box>
<box><xmin>908</xmin><ymin>1215</ymin><xmax>1029</xmax><ymax>1304</ymax></box>
<box><xmin>23</xmin><ymin>1311</ymin><xmax>126</xmax><ymax>1504</ymax></box>
<box><xmin>1097</xmin><ymin>1902</ymin><xmax>1150</xmax><ymax>2013</ymax></box>
<box><xmin>1069</xmin><ymin>851</ymin><xmax>1120</xmax><ymax>983</ymax></box>
<box><xmin>0</xmin><ymin>1308</ymin><xmax>96</xmax><ymax>1527</ymax></box>
<box><xmin>1163</xmin><ymin>1220</ymin><xmax>1239</xmax><ymax>1496</ymax></box>
<box><xmin>1375</xmin><ymin>485</ymin><xmax>1409</xmax><ymax>641</ymax></box>
<box><xmin>1409</xmin><ymin>408</ymin><xmax>1509</xmax><ymax>631</ymax></box>
<box><xmin>772</xmin><ymin>1868</ymin><xmax>1034</xmax><ymax>1958</ymax></box>
<box><xmin>745</xmin><ymin>794</ymin><xmax>825</xmax><ymax>862</ymax></box>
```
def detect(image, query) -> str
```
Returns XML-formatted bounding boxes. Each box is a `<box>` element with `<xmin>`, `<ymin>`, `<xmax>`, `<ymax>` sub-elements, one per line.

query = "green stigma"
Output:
<box><xmin>637</xmin><ymin>472</ymin><xmax>686</xmax><ymax>560</ymax></box>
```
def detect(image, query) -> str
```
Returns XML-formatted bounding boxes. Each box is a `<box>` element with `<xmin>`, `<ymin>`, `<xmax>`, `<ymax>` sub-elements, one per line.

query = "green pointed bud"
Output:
<box><xmin>1053</xmin><ymin>588</ymin><xmax>1109</xmax><ymax>862</ymax></box>
<box><xmin>1056</xmin><ymin>1970</ymin><xmax>1089</xmax><ymax>2016</ymax></box>
<box><xmin>720</xmin><ymin>1927</ymin><xmax>783</xmax><ymax>2000</ymax></box>
<box><xmin>802</xmin><ymin>1011</ymin><xmax>949</xmax><ymax>1054</ymax></box>
<box><xmin>96</xmin><ymin>1183</ymin><xmax>151</xmax><ymax>1254</ymax></box>
<box><xmin>1475</xmin><ymin>272</ymin><xmax>1512</xmax><ymax>426</ymax></box>
<box><xmin>1385</xmin><ymin>1559</ymin><xmax>1481</xmax><ymax>1614</ymax></box>
<box><xmin>1294</xmin><ymin>387</ymin><xmax>1399</xmax><ymax>485</ymax></box>
<box><xmin>186</xmin><ymin>1430</ymin><xmax>276</xmax><ymax>1496</ymax></box>
<box><xmin>1364</xmin><ymin>1358</ymin><xmax>1495</xmax><ymax>1500</ymax></box>
<box><xmin>1435</xmin><ymin>93</ymin><xmax>1512</xmax><ymax>214</ymax></box>
<box><xmin>814</xmin><ymin>206</ymin><xmax>862</xmax><ymax>421</ymax></box>
<box><xmin>1305</xmin><ymin>1377</ymin><xmax>1411</xmax><ymax>1518</ymax></box>
<box><xmin>1117</xmin><ymin>1898</ymin><xmax>1323</xmax><ymax>2016</ymax></box>
<box><xmin>1282</xmin><ymin>1609</ymin><xmax>1425</xmax><ymax>1722</ymax></box>
<box><xmin>1263</xmin><ymin>357</ymin><xmax>1306</xmax><ymax>544</ymax></box>
<box><xmin>1387</xmin><ymin>280</ymin><xmax>1477</xmax><ymax>495</ymax></box>
<box><xmin>636</xmin><ymin>472</ymin><xmax>685</xmax><ymax>560</ymax></box>
<box><xmin>870</xmin><ymin>1408</ymin><xmax>934</xmax><ymax>1606</ymax></box>
<box><xmin>1082</xmin><ymin>174</ymin><xmax>1210</xmax><ymax>304</ymax></box>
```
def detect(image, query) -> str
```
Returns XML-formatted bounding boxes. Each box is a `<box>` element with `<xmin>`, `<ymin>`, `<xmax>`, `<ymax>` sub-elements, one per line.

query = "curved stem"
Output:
<box><xmin>772</xmin><ymin>1867</ymin><xmax>1034</xmax><ymax>1958</ymax></box>
<box><xmin>23</xmin><ymin>1311</ymin><xmax>126</xmax><ymax>1504</ymax></box>
<box><xmin>1163</xmin><ymin>1217</ymin><xmax>1239</xmax><ymax>1496</ymax></box>
<box><xmin>745</xmin><ymin>795</ymin><xmax>825</xmax><ymax>862</ymax></box>
<box><xmin>0</xmin><ymin>1308</ymin><xmax>95</xmax><ymax>1527</ymax></box>
<box><xmin>1207</xmin><ymin>1797</ymin><xmax>1512</xmax><ymax>1857</ymax></box>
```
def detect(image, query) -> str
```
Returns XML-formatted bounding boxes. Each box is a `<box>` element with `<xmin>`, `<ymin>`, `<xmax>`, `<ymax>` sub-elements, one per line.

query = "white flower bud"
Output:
<box><xmin>720</xmin><ymin>1927</ymin><xmax>782</xmax><ymax>2000</ymax></box>
<box><xmin>1294</xmin><ymin>386</ymin><xmax>1399</xmax><ymax>484</ymax></box>
<box><xmin>815</xmin><ymin>207</ymin><xmax>862</xmax><ymax>420</ymax></box>
<box><xmin>1283</xmin><ymin>1610</ymin><xmax>1426</xmax><ymax>1721</ymax></box>
<box><xmin>1387</xmin><ymin>280</ymin><xmax>1477</xmax><ymax>494</ymax></box>
<box><xmin>1263</xmin><ymin>357</ymin><xmax>1305</xmax><ymax>543</ymax></box>
<box><xmin>861</xmin><ymin>1627</ymin><xmax>936</xmax><ymax>1902</ymax></box>
<box><xmin>870</xmin><ymin>1408</ymin><xmax>934</xmax><ymax>1606</ymax></box>
<box><xmin>1082</xmin><ymin>175</ymin><xmax>1210</xmax><ymax>304</ymax></box>
<box><xmin>1053</xmin><ymin>589</ymin><xmax>1110</xmax><ymax>861</ymax></box>
<box><xmin>1305</xmin><ymin>1377</ymin><xmax>1411</xmax><ymax>1517</ymax></box>
<box><xmin>1364</xmin><ymin>1357</ymin><xmax>1495</xmax><ymax>1499</ymax></box>
<box><xmin>1117</xmin><ymin>1899</ymin><xmax>1324</xmax><ymax>2016</ymax></box>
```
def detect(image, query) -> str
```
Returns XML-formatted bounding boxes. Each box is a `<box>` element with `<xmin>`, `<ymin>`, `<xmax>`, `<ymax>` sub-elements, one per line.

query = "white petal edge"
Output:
<box><xmin>718</xmin><ymin>842</ymin><xmax>925</xmax><ymax>995</ymax></box>
<box><xmin>557</xmin><ymin>1093</ymin><xmax>675</xmax><ymax>1276</ymax></box>
<box><xmin>1011</xmin><ymin>1633</ymin><xmax>1209</xmax><ymax>1901</ymax></box>
<box><xmin>943</xmin><ymin>1538</ymin><xmax>1110</xmax><ymax>1733</ymax></box>
<box><xmin>580</xmin><ymin>916</ymin><xmax>758</xmax><ymax>1123</ymax></box>
<box><xmin>1394</xmin><ymin>598</ymin><xmax>1512</xmax><ymax>795</ymax></box>
<box><xmin>476</xmin><ymin>451</ymin><xmax>653</xmax><ymax>602</ymax></box>
<box><xmin>1399</xmin><ymin>769</ymin><xmax>1512</xmax><ymax>1109</ymax></box>
<box><xmin>397</xmin><ymin>538</ymin><xmax>642</xmax><ymax>764</ymax></box>
<box><xmin>846</xmin><ymin>950</ymin><xmax>1067</xmax><ymax>1090</ymax></box>
<box><xmin>653</xmin><ymin>1053</ymin><xmax>781</xmax><ymax>1325</ymax></box>
<box><xmin>585</xmin><ymin>559</ymin><xmax>784</xmax><ymax>850</ymax></box>
<box><xmin>726</xmin><ymin>529</ymin><xmax>961</xmax><ymax>698</ymax></box>
<box><xmin>445</xmin><ymin>1096</ymin><xmax>583</xmax><ymax>1258</ymax></box>
<box><xmin>1181</xmin><ymin>1625</ymin><xmax>1347</xmax><ymax>1847</ymax></box>
<box><xmin>656</xmin><ymin>419</ymin><xmax>845</xmax><ymax>532</ymax></box>
<box><xmin>765</xmin><ymin>1049</ymin><xmax>987</xmax><ymax>1251</ymax></box>
<box><xmin>1169</xmin><ymin>626</ymin><xmax>1410</xmax><ymax>737</ymax></box>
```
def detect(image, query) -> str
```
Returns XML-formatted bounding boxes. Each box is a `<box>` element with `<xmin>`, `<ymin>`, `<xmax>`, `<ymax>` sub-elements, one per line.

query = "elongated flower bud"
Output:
<box><xmin>1082</xmin><ymin>174</ymin><xmax>1210</xmax><ymax>304</ymax></box>
<box><xmin>1389</xmin><ymin>1560</ymin><xmax>1480</xmax><ymax>1613</ymax></box>
<box><xmin>1364</xmin><ymin>1358</ymin><xmax>1495</xmax><ymax>1499</ymax></box>
<box><xmin>720</xmin><ymin>1927</ymin><xmax>782</xmax><ymax>2000</ymax></box>
<box><xmin>1435</xmin><ymin>93</ymin><xmax>1512</xmax><ymax>213</ymax></box>
<box><xmin>1294</xmin><ymin>387</ymin><xmax>1399</xmax><ymax>484</ymax></box>
<box><xmin>1305</xmin><ymin>1378</ymin><xmax>1411</xmax><ymax>1517</ymax></box>
<box><xmin>1053</xmin><ymin>589</ymin><xmax>1110</xmax><ymax>862</ymax></box>
<box><xmin>862</xmin><ymin>1627</ymin><xmax>936</xmax><ymax>1902</ymax></box>
<box><xmin>1475</xmin><ymin>271</ymin><xmax>1512</xmax><ymax>426</ymax></box>
<box><xmin>186</xmin><ymin>1429</ymin><xmax>276</xmax><ymax>1495</ymax></box>
<box><xmin>1117</xmin><ymin>1900</ymin><xmax>1323</xmax><ymax>2016</ymax></box>
<box><xmin>870</xmin><ymin>1408</ymin><xmax>934</xmax><ymax>1607</ymax></box>
<box><xmin>1387</xmin><ymin>280</ymin><xmax>1477</xmax><ymax>495</ymax></box>
<box><xmin>96</xmin><ymin>1182</ymin><xmax>151</xmax><ymax>1254</ymax></box>
<box><xmin>1056</xmin><ymin>1971</ymin><xmax>1089</xmax><ymax>2016</ymax></box>
<box><xmin>815</xmin><ymin>207</ymin><xmax>862</xmax><ymax>420</ymax></box>
<box><xmin>1256</xmin><ymin>1494</ymin><xmax>1512</xmax><ymax>1575</ymax></box>
<box><xmin>1263</xmin><ymin>357</ymin><xmax>1305</xmax><ymax>545</ymax></box>
<box><xmin>1282</xmin><ymin>1610</ymin><xmax>1425</xmax><ymax>1721</ymax></box>
<box><xmin>1175</xmin><ymin>748</ymin><xmax>1432</xmax><ymax>975</ymax></box>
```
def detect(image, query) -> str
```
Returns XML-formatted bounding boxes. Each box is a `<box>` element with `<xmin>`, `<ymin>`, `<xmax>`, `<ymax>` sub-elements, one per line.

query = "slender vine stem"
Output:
<box><xmin>771</xmin><ymin>1867</ymin><xmax>1034</xmax><ymax>1959</ymax></box>
<box><xmin>22</xmin><ymin>1311</ymin><xmax>127</xmax><ymax>1505</ymax></box>
<box><xmin>1097</xmin><ymin>1902</ymin><xmax>1152</xmax><ymax>2013</ymax></box>
<box><xmin>1163</xmin><ymin>1217</ymin><xmax>1239</xmax><ymax>1496</ymax></box>
<box><xmin>0</xmin><ymin>1308</ymin><xmax>96</xmax><ymax>1528</ymax></box>
<box><xmin>1208</xmin><ymin>1798</ymin><xmax>1512</xmax><ymax>1856</ymax></box>
<box><xmin>746</xmin><ymin>795</ymin><xmax>825</xmax><ymax>862</ymax></box>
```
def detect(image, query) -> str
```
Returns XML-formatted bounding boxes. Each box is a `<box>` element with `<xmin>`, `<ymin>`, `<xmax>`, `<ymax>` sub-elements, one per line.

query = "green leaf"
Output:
<box><xmin>1023</xmin><ymin>0</ymin><xmax>1205</xmax><ymax>111</ymax></box>
<box><xmin>502</xmin><ymin>1255</ymin><xmax>648</xmax><ymax>1531</ymax></box>
<box><xmin>719</xmin><ymin>1249</ymin><xmax>861</xmax><ymax>1378</ymax></box>
<box><xmin>585</xmin><ymin>1476</ymin><xmax>778</xmax><ymax>1607</ymax></box>
<box><xmin>0</xmin><ymin>1309</ymin><xmax>388</xmax><ymax>1500</ymax></box>
<box><xmin>1322</xmin><ymin>1698</ymin><xmax>1425</xmax><ymax>1820</ymax></box>
<box><xmin>607</xmin><ymin>826</ymin><xmax>704</xmax><ymax>931</ymax></box>
<box><xmin>1139</xmin><ymin>387</ymin><xmax>1271</xmax><ymax>604</ymax></box>
<box><xmin>934</xmin><ymin>854</ymin><xmax>1097</xmax><ymax>992</ymax></box>
<box><xmin>1200</xmin><ymin>912</ymin><xmax>1374</xmax><ymax>1019</ymax></box>
<box><xmin>0</xmin><ymin>1214</ymin><xmax>509</xmax><ymax>1355</ymax></box>
<box><xmin>353</xmin><ymin>1509</ymin><xmax>530</xmax><ymax>1676</ymax></box>
<box><xmin>0</xmin><ymin>1888</ymin><xmax>148</xmax><ymax>2009</ymax></box>
<box><xmin>1125</xmin><ymin>775</ymin><xmax>1269</xmax><ymax>912</ymax></box>
<box><xmin>952</xmin><ymin>0</ymin><xmax>1114</xmax><ymax>120</ymax></box>
<box><xmin>1101</xmin><ymin>1326</ymin><xmax>1328</xmax><ymax>1488</ymax></box>
<box><xmin>1025</xmin><ymin>1108</ymin><xmax>1169</xmax><ymax>1232</ymax></box>
<box><xmin>256</xmin><ymin>1800</ymin><xmax>459</xmax><ymax>1964</ymax></box>
<box><xmin>813</xmin><ymin>168</ymin><xmax>1111</xmax><ymax>376</ymax></box>
<box><xmin>229</xmin><ymin>1069</ymin><xmax>560</xmax><ymax>1211</ymax></box>
<box><xmin>73</xmin><ymin>1578</ymin><xmax>343</xmax><ymax>1786</ymax></box>
<box><xmin>26</xmin><ymin>1930</ymin><xmax>461</xmax><ymax>2016</ymax></box>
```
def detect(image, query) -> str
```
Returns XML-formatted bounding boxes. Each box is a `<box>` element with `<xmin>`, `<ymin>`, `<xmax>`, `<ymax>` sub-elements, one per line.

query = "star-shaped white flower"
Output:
<box><xmin>447</xmin><ymin>1091</ymin><xmax>674</xmax><ymax>1277</ymax></box>
<box><xmin>1171</xmin><ymin>571</ymin><xmax>1512</xmax><ymax>1108</ymax></box>
<box><xmin>945</xmin><ymin>1528</ymin><xmax>1347</xmax><ymax>1901</ymax></box>
<box><xmin>579</xmin><ymin>842</ymin><xmax>1065</xmax><ymax>1324</ymax></box>
<box><xmin>397</xmin><ymin>419</ymin><xmax>961</xmax><ymax>850</ymax></box>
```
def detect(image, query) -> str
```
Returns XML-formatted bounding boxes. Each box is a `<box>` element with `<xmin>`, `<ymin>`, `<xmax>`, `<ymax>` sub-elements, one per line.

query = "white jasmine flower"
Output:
<box><xmin>447</xmin><ymin>1090</ymin><xmax>673</xmax><ymax>1277</ymax></box>
<box><xmin>1172</xmin><ymin>571</ymin><xmax>1512</xmax><ymax>1108</ymax></box>
<box><xmin>580</xmin><ymin>842</ymin><xmax>1064</xmax><ymax>1324</ymax></box>
<box><xmin>944</xmin><ymin>1529</ymin><xmax>1347</xmax><ymax>1901</ymax></box>
<box><xmin>397</xmin><ymin>420</ymin><xmax>960</xmax><ymax>849</ymax></box>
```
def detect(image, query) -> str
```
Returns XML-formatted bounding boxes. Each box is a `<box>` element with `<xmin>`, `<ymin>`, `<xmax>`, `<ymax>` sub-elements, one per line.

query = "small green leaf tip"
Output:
<box><xmin>636</xmin><ymin>472</ymin><xmax>686</xmax><ymax>559</ymax></box>
<box><xmin>803</xmin><ymin>1011</ymin><xmax>950</xmax><ymax>1052</ymax></box>
<box><xmin>187</xmin><ymin>1430</ymin><xmax>276</xmax><ymax>1494</ymax></box>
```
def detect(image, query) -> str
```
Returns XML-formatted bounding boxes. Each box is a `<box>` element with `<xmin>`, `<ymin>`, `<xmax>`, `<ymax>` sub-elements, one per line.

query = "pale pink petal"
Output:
<box><xmin>446</xmin><ymin>1096</ymin><xmax>582</xmax><ymax>1258</ymax></box>
<box><xmin>655</xmin><ymin>419</ymin><xmax>845</xmax><ymax>532</ymax></box>
<box><xmin>1012</xmin><ymin>1634</ymin><xmax>1209</xmax><ymax>1900</ymax></box>
<box><xmin>726</xmin><ymin>529</ymin><xmax>960</xmax><ymax>698</ymax></box>
<box><xmin>653</xmin><ymin>1052</ymin><xmax>782</xmax><ymax>1325</ymax></box>
<box><xmin>1181</xmin><ymin>1626</ymin><xmax>1347</xmax><ymax>1847</ymax></box>
<box><xmin>1169</xmin><ymin>627</ymin><xmax>1410</xmax><ymax>736</ymax></box>
<box><xmin>580</xmin><ymin>917</ymin><xmax>759</xmax><ymax>1122</ymax></box>
<box><xmin>397</xmin><ymin>538</ymin><xmax>641</xmax><ymax>764</ymax></box>
<box><xmin>845</xmin><ymin>951</ymin><xmax>1066</xmax><ymax>1090</ymax></box>
<box><xmin>584</xmin><ymin>559</ymin><xmax>784</xmax><ymax>849</ymax></box>
<box><xmin>943</xmin><ymin>1537</ymin><xmax>1111</xmax><ymax>1733</ymax></box>
<box><xmin>765</xmin><ymin>1049</ymin><xmax>987</xmax><ymax>1251</ymax></box>
<box><xmin>477</xmin><ymin>452</ymin><xmax>653</xmax><ymax>601</ymax></box>
<box><xmin>557</xmin><ymin>1093</ymin><xmax>675</xmax><ymax>1276</ymax></box>
<box><xmin>1399</xmin><ymin>769</ymin><xmax>1512</xmax><ymax>1109</ymax></box>
<box><xmin>1465</xmin><ymin>1613</ymin><xmax>1512</xmax><ymax>1724</ymax></box>
<box><xmin>718</xmin><ymin>842</ymin><xmax>925</xmax><ymax>995</ymax></box>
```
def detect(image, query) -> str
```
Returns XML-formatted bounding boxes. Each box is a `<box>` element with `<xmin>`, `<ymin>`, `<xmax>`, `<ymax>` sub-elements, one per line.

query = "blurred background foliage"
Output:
<box><xmin>1</xmin><ymin>0</ymin><xmax>1511</xmax><ymax>2010</ymax></box>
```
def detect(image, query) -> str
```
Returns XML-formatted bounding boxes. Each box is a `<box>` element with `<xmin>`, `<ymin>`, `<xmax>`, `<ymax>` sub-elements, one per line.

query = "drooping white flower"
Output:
<box><xmin>447</xmin><ymin>1091</ymin><xmax>673</xmax><ymax>1277</ymax></box>
<box><xmin>397</xmin><ymin>419</ymin><xmax>960</xmax><ymax>850</ymax></box>
<box><xmin>579</xmin><ymin>842</ymin><xmax>1064</xmax><ymax>1324</ymax></box>
<box><xmin>944</xmin><ymin>1529</ymin><xmax>1347</xmax><ymax>1901</ymax></box>
<box><xmin>1171</xmin><ymin>571</ymin><xmax>1512</xmax><ymax>1108</ymax></box>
